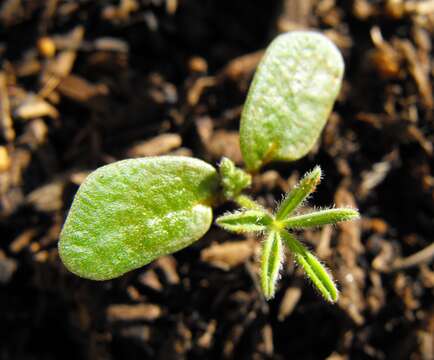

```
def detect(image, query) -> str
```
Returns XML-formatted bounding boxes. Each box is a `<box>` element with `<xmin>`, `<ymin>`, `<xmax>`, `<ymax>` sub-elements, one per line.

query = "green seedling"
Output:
<box><xmin>217</xmin><ymin>166</ymin><xmax>358</xmax><ymax>301</ymax></box>
<box><xmin>59</xmin><ymin>31</ymin><xmax>359</xmax><ymax>302</ymax></box>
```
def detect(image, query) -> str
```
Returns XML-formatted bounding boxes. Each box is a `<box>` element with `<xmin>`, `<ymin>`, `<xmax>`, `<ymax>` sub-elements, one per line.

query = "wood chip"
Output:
<box><xmin>260</xmin><ymin>324</ymin><xmax>274</xmax><ymax>356</ymax></box>
<box><xmin>206</xmin><ymin>130</ymin><xmax>243</xmax><ymax>164</ymax></box>
<box><xmin>256</xmin><ymin>170</ymin><xmax>288</xmax><ymax>192</ymax></box>
<box><xmin>39</xmin><ymin>26</ymin><xmax>85</xmax><ymax>98</ymax></box>
<box><xmin>57</xmin><ymin>74</ymin><xmax>109</xmax><ymax>103</ymax></box>
<box><xmin>407</xmin><ymin>125</ymin><xmax>433</xmax><ymax>156</ymax></box>
<box><xmin>390</xmin><ymin>243</ymin><xmax>434</xmax><ymax>272</ymax></box>
<box><xmin>0</xmin><ymin>255</ymin><xmax>17</xmax><ymax>284</ymax></box>
<box><xmin>369</xmin><ymin>26</ymin><xmax>401</xmax><ymax>79</ymax></box>
<box><xmin>316</xmin><ymin>225</ymin><xmax>333</xmax><ymax>259</ymax></box>
<box><xmin>107</xmin><ymin>303</ymin><xmax>162</xmax><ymax>322</ymax></box>
<box><xmin>26</xmin><ymin>181</ymin><xmax>64</xmax><ymax>212</ymax></box>
<box><xmin>201</xmin><ymin>240</ymin><xmax>255</xmax><ymax>270</ymax></box>
<box><xmin>45</xmin><ymin>50</ymin><xmax>77</xmax><ymax>79</ymax></box>
<box><xmin>398</xmin><ymin>39</ymin><xmax>433</xmax><ymax>109</ymax></box>
<box><xmin>139</xmin><ymin>270</ymin><xmax>163</xmax><ymax>291</ymax></box>
<box><xmin>155</xmin><ymin>255</ymin><xmax>180</xmax><ymax>285</ymax></box>
<box><xmin>9</xmin><ymin>228</ymin><xmax>37</xmax><ymax>253</ymax></box>
<box><xmin>335</xmin><ymin>187</ymin><xmax>365</xmax><ymax>325</ymax></box>
<box><xmin>188</xmin><ymin>56</ymin><xmax>208</xmax><ymax>73</ymax></box>
<box><xmin>278</xmin><ymin>280</ymin><xmax>302</xmax><ymax>321</ymax></box>
<box><xmin>196</xmin><ymin>116</ymin><xmax>213</xmax><ymax>143</ymax></box>
<box><xmin>366</xmin><ymin>271</ymin><xmax>385</xmax><ymax>313</ymax></box>
<box><xmin>0</xmin><ymin>146</ymin><xmax>11</xmax><ymax>172</ymax></box>
<box><xmin>126</xmin><ymin>285</ymin><xmax>143</xmax><ymax>301</ymax></box>
<box><xmin>196</xmin><ymin>116</ymin><xmax>242</xmax><ymax>164</ymax></box>
<box><xmin>34</xmin><ymin>250</ymin><xmax>49</xmax><ymax>263</ymax></box>
<box><xmin>418</xmin><ymin>329</ymin><xmax>434</xmax><ymax>360</ymax></box>
<box><xmin>14</xmin><ymin>95</ymin><xmax>59</xmax><ymax>120</ymax></box>
<box><xmin>277</xmin><ymin>0</ymin><xmax>313</xmax><ymax>30</ymax></box>
<box><xmin>358</xmin><ymin>160</ymin><xmax>392</xmax><ymax>198</ymax></box>
<box><xmin>70</xmin><ymin>171</ymin><xmax>91</xmax><ymax>185</ymax></box>
<box><xmin>187</xmin><ymin>76</ymin><xmax>216</xmax><ymax>106</ymax></box>
<box><xmin>405</xmin><ymin>0</ymin><xmax>434</xmax><ymax>15</ymax></box>
<box><xmin>18</xmin><ymin>118</ymin><xmax>48</xmax><ymax>148</ymax></box>
<box><xmin>0</xmin><ymin>72</ymin><xmax>14</xmax><ymax>141</ymax></box>
<box><xmin>126</xmin><ymin>133</ymin><xmax>182</xmax><ymax>157</ymax></box>
<box><xmin>93</xmin><ymin>37</ymin><xmax>129</xmax><ymax>53</ymax></box>
<box><xmin>353</xmin><ymin>0</ymin><xmax>378</xmax><ymax>19</ymax></box>
<box><xmin>166</xmin><ymin>0</ymin><xmax>178</xmax><ymax>15</ymax></box>
<box><xmin>197</xmin><ymin>319</ymin><xmax>216</xmax><ymax>349</ymax></box>
<box><xmin>220</xmin><ymin>50</ymin><xmax>263</xmax><ymax>82</ymax></box>
<box><xmin>37</xmin><ymin>37</ymin><xmax>56</xmax><ymax>58</ymax></box>
<box><xmin>119</xmin><ymin>325</ymin><xmax>151</xmax><ymax>343</ymax></box>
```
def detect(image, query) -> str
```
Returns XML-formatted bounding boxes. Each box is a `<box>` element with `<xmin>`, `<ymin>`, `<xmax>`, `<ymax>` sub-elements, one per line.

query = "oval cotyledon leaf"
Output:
<box><xmin>59</xmin><ymin>156</ymin><xmax>219</xmax><ymax>280</ymax></box>
<box><xmin>240</xmin><ymin>31</ymin><xmax>345</xmax><ymax>171</ymax></box>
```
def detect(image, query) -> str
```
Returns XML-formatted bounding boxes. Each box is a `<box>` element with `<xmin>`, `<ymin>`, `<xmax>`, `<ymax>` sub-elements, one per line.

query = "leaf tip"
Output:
<box><xmin>339</xmin><ymin>207</ymin><xmax>361</xmax><ymax>222</ymax></box>
<box><xmin>305</xmin><ymin>165</ymin><xmax>322</xmax><ymax>188</ymax></box>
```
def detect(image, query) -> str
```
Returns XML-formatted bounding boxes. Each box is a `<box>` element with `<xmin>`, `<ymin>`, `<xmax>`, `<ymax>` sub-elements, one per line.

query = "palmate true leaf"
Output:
<box><xmin>59</xmin><ymin>156</ymin><xmax>219</xmax><ymax>280</ymax></box>
<box><xmin>240</xmin><ymin>31</ymin><xmax>345</xmax><ymax>171</ymax></box>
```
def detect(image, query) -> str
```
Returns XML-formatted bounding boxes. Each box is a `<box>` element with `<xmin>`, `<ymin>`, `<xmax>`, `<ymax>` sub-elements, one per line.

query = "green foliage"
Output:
<box><xmin>216</xmin><ymin>166</ymin><xmax>359</xmax><ymax>301</ymax></box>
<box><xmin>261</xmin><ymin>231</ymin><xmax>283</xmax><ymax>299</ymax></box>
<box><xmin>282</xmin><ymin>232</ymin><xmax>338</xmax><ymax>302</ymax></box>
<box><xmin>59</xmin><ymin>157</ymin><xmax>218</xmax><ymax>280</ymax></box>
<box><xmin>275</xmin><ymin>166</ymin><xmax>321</xmax><ymax>220</ymax></box>
<box><xmin>281</xmin><ymin>208</ymin><xmax>360</xmax><ymax>229</ymax></box>
<box><xmin>240</xmin><ymin>31</ymin><xmax>344</xmax><ymax>171</ymax></box>
<box><xmin>216</xmin><ymin>209</ymin><xmax>273</xmax><ymax>233</ymax></box>
<box><xmin>58</xmin><ymin>30</ymin><xmax>359</xmax><ymax>304</ymax></box>
<box><xmin>219</xmin><ymin>157</ymin><xmax>252</xmax><ymax>199</ymax></box>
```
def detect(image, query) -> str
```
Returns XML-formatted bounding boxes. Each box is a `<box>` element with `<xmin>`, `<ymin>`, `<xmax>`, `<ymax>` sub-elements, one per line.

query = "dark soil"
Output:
<box><xmin>0</xmin><ymin>1</ymin><xmax>433</xmax><ymax>359</ymax></box>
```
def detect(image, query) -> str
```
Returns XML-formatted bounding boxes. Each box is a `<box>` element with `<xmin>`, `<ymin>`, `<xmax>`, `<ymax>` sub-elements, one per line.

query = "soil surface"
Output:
<box><xmin>1</xmin><ymin>1</ymin><xmax>433</xmax><ymax>359</ymax></box>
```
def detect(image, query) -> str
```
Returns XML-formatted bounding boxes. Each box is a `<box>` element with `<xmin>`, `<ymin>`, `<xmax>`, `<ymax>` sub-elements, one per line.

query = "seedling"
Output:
<box><xmin>59</xmin><ymin>31</ymin><xmax>359</xmax><ymax>302</ymax></box>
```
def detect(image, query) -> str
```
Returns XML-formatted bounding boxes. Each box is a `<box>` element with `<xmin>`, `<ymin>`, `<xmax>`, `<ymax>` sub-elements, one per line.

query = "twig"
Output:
<box><xmin>390</xmin><ymin>243</ymin><xmax>434</xmax><ymax>272</ymax></box>
<box><xmin>0</xmin><ymin>72</ymin><xmax>14</xmax><ymax>141</ymax></box>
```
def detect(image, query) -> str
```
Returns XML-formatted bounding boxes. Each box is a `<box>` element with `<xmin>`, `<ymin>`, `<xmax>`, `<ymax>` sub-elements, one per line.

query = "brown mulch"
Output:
<box><xmin>1</xmin><ymin>1</ymin><xmax>433</xmax><ymax>359</ymax></box>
